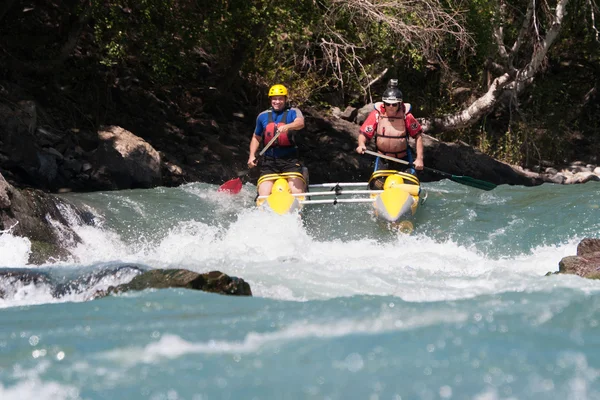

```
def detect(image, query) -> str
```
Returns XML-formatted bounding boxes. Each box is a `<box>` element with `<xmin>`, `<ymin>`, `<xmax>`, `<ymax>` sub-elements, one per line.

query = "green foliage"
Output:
<box><xmin>87</xmin><ymin>1</ymin><xmax>203</xmax><ymax>82</ymax></box>
<box><xmin>462</xmin><ymin>0</ymin><xmax>495</xmax><ymax>68</ymax></box>
<box><xmin>498</xmin><ymin>129</ymin><xmax>524</xmax><ymax>165</ymax></box>
<box><xmin>79</xmin><ymin>0</ymin><xmax>599</xmax><ymax>166</ymax></box>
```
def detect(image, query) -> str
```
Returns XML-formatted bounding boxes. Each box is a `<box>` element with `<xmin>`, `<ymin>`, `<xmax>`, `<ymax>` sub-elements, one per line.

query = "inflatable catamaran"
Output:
<box><xmin>219</xmin><ymin>151</ymin><xmax>496</xmax><ymax>231</ymax></box>
<box><xmin>255</xmin><ymin>168</ymin><xmax>427</xmax><ymax>229</ymax></box>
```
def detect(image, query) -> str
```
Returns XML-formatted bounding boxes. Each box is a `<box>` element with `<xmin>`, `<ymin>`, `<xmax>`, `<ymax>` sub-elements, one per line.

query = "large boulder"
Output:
<box><xmin>420</xmin><ymin>136</ymin><xmax>542</xmax><ymax>186</ymax></box>
<box><xmin>90</xmin><ymin>126</ymin><xmax>162</xmax><ymax>189</ymax></box>
<box><xmin>0</xmin><ymin>172</ymin><xmax>95</xmax><ymax>264</ymax></box>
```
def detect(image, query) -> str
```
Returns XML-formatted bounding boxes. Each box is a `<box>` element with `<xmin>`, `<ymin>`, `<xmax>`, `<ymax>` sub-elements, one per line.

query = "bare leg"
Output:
<box><xmin>257</xmin><ymin>180</ymin><xmax>274</xmax><ymax>196</ymax></box>
<box><xmin>288</xmin><ymin>177</ymin><xmax>305</xmax><ymax>194</ymax></box>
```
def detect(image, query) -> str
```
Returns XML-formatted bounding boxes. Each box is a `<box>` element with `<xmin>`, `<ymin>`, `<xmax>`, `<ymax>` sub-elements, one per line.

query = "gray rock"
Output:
<box><xmin>340</xmin><ymin>106</ymin><xmax>358</xmax><ymax>122</ymax></box>
<box><xmin>330</xmin><ymin>107</ymin><xmax>342</xmax><ymax>119</ymax></box>
<box><xmin>578</xmin><ymin>238</ymin><xmax>600</xmax><ymax>257</ymax></box>
<box><xmin>37</xmin><ymin>152</ymin><xmax>58</xmax><ymax>183</ymax></box>
<box><xmin>553</xmin><ymin>238</ymin><xmax>600</xmax><ymax>279</ymax></box>
<box><xmin>0</xmin><ymin>172</ymin><xmax>96</xmax><ymax>264</ymax></box>
<box><xmin>43</xmin><ymin>147</ymin><xmax>64</xmax><ymax>160</ymax></box>
<box><xmin>543</xmin><ymin>173</ymin><xmax>566</xmax><ymax>184</ymax></box>
<box><xmin>63</xmin><ymin>158</ymin><xmax>82</xmax><ymax>173</ymax></box>
<box><xmin>356</xmin><ymin>104</ymin><xmax>375</xmax><ymax>125</ymax></box>
<box><xmin>565</xmin><ymin>172</ymin><xmax>600</xmax><ymax>184</ymax></box>
<box><xmin>90</xmin><ymin>126</ymin><xmax>162</xmax><ymax>189</ymax></box>
<box><xmin>92</xmin><ymin>269</ymin><xmax>252</xmax><ymax>299</ymax></box>
<box><xmin>0</xmin><ymin>174</ymin><xmax>10</xmax><ymax>209</ymax></box>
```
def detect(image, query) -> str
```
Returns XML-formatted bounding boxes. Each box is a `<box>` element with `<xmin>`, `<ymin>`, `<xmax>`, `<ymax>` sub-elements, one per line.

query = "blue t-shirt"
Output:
<box><xmin>254</xmin><ymin>107</ymin><xmax>303</xmax><ymax>158</ymax></box>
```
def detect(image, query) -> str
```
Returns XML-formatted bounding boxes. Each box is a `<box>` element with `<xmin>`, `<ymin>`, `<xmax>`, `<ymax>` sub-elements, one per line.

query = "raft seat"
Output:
<box><xmin>256</xmin><ymin>173</ymin><xmax>306</xmax><ymax>209</ymax></box>
<box><xmin>368</xmin><ymin>170</ymin><xmax>420</xmax><ymax>191</ymax></box>
<box><xmin>257</xmin><ymin>172</ymin><xmax>306</xmax><ymax>186</ymax></box>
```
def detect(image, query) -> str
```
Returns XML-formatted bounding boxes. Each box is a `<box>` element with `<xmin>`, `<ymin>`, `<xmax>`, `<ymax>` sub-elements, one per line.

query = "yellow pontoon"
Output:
<box><xmin>255</xmin><ymin>170</ymin><xmax>426</xmax><ymax>230</ymax></box>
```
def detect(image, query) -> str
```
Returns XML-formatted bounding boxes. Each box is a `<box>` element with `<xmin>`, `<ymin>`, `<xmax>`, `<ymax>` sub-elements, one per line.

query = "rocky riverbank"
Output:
<box><xmin>2</xmin><ymin>84</ymin><xmax>600</xmax><ymax>266</ymax></box>
<box><xmin>3</xmin><ymin>91</ymin><xmax>600</xmax><ymax>198</ymax></box>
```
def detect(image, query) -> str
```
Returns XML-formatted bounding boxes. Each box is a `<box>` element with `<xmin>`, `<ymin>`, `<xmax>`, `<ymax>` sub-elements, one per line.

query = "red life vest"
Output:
<box><xmin>374</xmin><ymin>105</ymin><xmax>409</xmax><ymax>158</ymax></box>
<box><xmin>263</xmin><ymin>110</ymin><xmax>294</xmax><ymax>147</ymax></box>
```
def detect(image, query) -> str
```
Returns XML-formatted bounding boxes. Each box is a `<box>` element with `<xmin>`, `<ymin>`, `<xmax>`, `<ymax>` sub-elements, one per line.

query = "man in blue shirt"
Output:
<box><xmin>247</xmin><ymin>84</ymin><xmax>306</xmax><ymax>196</ymax></box>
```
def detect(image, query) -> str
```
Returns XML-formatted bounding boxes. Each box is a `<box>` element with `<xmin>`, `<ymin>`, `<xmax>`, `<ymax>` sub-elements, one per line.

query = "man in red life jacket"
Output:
<box><xmin>247</xmin><ymin>84</ymin><xmax>306</xmax><ymax>196</ymax></box>
<box><xmin>356</xmin><ymin>79</ymin><xmax>424</xmax><ymax>174</ymax></box>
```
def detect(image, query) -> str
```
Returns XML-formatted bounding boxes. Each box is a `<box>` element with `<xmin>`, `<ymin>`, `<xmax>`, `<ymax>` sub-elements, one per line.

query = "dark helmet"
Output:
<box><xmin>382</xmin><ymin>79</ymin><xmax>403</xmax><ymax>104</ymax></box>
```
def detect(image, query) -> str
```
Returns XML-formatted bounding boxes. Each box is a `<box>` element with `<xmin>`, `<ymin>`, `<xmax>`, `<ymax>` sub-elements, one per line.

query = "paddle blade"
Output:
<box><xmin>218</xmin><ymin>178</ymin><xmax>243</xmax><ymax>194</ymax></box>
<box><xmin>450</xmin><ymin>175</ymin><xmax>497</xmax><ymax>191</ymax></box>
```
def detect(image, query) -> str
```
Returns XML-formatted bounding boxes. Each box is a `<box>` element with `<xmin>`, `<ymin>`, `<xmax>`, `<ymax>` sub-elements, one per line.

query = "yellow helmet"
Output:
<box><xmin>268</xmin><ymin>84</ymin><xmax>288</xmax><ymax>97</ymax></box>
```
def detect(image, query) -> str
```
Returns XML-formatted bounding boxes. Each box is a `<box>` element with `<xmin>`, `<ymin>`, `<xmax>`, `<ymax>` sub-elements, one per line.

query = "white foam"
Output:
<box><xmin>0</xmin><ymin>380</ymin><xmax>81</xmax><ymax>400</ymax></box>
<box><xmin>100</xmin><ymin>308</ymin><xmax>468</xmax><ymax>365</ymax></box>
<box><xmin>2</xmin><ymin>362</ymin><xmax>80</xmax><ymax>400</ymax></box>
<box><xmin>3</xmin><ymin>183</ymin><xmax>596</xmax><ymax>308</ymax></box>
<box><xmin>42</xmin><ymin>206</ymin><xmax>600</xmax><ymax>304</ymax></box>
<box><xmin>0</xmin><ymin>232</ymin><xmax>31</xmax><ymax>267</ymax></box>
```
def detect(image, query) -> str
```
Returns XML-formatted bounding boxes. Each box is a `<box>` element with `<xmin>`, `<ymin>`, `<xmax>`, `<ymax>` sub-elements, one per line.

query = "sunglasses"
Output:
<box><xmin>384</xmin><ymin>102</ymin><xmax>400</xmax><ymax>107</ymax></box>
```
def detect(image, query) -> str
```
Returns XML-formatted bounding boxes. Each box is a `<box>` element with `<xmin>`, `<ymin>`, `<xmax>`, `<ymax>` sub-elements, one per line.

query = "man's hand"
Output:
<box><xmin>247</xmin><ymin>155</ymin><xmax>257</xmax><ymax>168</ymax></box>
<box><xmin>356</xmin><ymin>144</ymin><xmax>366</xmax><ymax>154</ymax></box>
<box><xmin>413</xmin><ymin>159</ymin><xmax>424</xmax><ymax>171</ymax></box>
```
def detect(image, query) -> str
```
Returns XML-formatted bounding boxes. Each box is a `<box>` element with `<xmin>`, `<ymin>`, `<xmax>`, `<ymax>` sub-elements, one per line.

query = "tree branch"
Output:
<box><xmin>492</xmin><ymin>0</ymin><xmax>510</xmax><ymax>62</ymax></box>
<box><xmin>424</xmin><ymin>0</ymin><xmax>572</xmax><ymax>134</ymax></box>
<box><xmin>510</xmin><ymin>0</ymin><xmax>536</xmax><ymax>64</ymax></box>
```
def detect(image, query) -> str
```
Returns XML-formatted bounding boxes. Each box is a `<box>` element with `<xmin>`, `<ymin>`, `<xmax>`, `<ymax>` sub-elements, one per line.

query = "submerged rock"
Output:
<box><xmin>92</xmin><ymin>269</ymin><xmax>252</xmax><ymax>298</ymax></box>
<box><xmin>53</xmin><ymin>264</ymin><xmax>146</xmax><ymax>298</ymax></box>
<box><xmin>0</xmin><ymin>266</ymin><xmax>251</xmax><ymax>301</ymax></box>
<box><xmin>0</xmin><ymin>268</ymin><xmax>53</xmax><ymax>299</ymax></box>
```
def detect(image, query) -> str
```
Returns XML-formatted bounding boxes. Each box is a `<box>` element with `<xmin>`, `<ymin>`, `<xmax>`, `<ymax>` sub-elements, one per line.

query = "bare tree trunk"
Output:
<box><xmin>421</xmin><ymin>0</ymin><xmax>571</xmax><ymax>134</ymax></box>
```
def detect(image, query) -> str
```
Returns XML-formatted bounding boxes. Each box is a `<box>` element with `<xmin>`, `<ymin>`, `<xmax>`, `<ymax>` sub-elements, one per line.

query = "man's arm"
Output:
<box><xmin>356</xmin><ymin>133</ymin><xmax>368</xmax><ymax>154</ymax></box>
<box><xmin>356</xmin><ymin>110</ymin><xmax>378</xmax><ymax>154</ymax></box>
<box><xmin>413</xmin><ymin>134</ymin><xmax>424</xmax><ymax>170</ymax></box>
<box><xmin>405</xmin><ymin>113</ymin><xmax>424</xmax><ymax>170</ymax></box>
<box><xmin>248</xmin><ymin>135</ymin><xmax>261</xmax><ymax>168</ymax></box>
<box><xmin>278</xmin><ymin>113</ymin><xmax>305</xmax><ymax>133</ymax></box>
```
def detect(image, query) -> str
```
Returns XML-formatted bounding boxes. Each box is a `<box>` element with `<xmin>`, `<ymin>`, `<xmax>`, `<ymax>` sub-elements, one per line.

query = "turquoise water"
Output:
<box><xmin>1</xmin><ymin>180</ymin><xmax>600</xmax><ymax>399</ymax></box>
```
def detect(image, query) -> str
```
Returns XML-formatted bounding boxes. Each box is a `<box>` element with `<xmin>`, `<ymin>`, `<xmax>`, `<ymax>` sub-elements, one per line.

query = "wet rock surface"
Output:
<box><xmin>551</xmin><ymin>238</ymin><xmax>600</xmax><ymax>279</ymax></box>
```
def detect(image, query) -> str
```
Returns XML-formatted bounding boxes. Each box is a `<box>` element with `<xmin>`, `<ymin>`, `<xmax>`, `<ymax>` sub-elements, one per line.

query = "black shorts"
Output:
<box><xmin>374</xmin><ymin>158</ymin><xmax>416</xmax><ymax>174</ymax></box>
<box><xmin>260</xmin><ymin>157</ymin><xmax>303</xmax><ymax>175</ymax></box>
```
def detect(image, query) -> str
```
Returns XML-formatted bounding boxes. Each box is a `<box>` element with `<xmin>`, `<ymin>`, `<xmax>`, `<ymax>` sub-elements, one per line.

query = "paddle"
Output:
<box><xmin>363</xmin><ymin>149</ymin><xmax>497</xmax><ymax>191</ymax></box>
<box><xmin>218</xmin><ymin>127</ymin><xmax>285</xmax><ymax>193</ymax></box>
